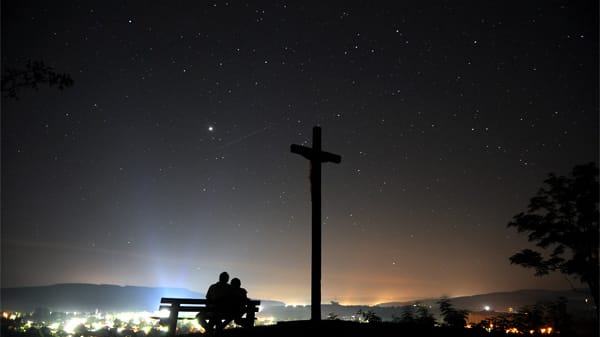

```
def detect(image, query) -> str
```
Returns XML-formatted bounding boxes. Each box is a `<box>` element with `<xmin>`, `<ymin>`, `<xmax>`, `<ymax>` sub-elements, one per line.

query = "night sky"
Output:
<box><xmin>2</xmin><ymin>1</ymin><xmax>598</xmax><ymax>306</ymax></box>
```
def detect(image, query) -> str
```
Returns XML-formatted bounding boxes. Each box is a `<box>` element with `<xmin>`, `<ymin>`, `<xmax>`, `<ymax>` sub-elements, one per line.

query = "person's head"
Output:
<box><xmin>219</xmin><ymin>271</ymin><xmax>229</xmax><ymax>283</ymax></box>
<box><xmin>230</xmin><ymin>277</ymin><xmax>241</xmax><ymax>288</ymax></box>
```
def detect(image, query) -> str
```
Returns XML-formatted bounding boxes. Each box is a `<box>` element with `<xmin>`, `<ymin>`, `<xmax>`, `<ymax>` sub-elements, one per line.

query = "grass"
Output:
<box><xmin>177</xmin><ymin>319</ymin><xmax>598</xmax><ymax>337</ymax></box>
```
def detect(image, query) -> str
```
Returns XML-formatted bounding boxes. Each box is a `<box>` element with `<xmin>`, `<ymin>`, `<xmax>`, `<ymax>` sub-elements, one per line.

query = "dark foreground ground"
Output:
<box><xmin>181</xmin><ymin>320</ymin><xmax>598</xmax><ymax>337</ymax></box>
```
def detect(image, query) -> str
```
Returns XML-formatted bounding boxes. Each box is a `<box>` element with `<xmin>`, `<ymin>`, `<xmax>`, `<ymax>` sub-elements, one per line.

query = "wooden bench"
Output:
<box><xmin>158</xmin><ymin>297</ymin><xmax>261</xmax><ymax>336</ymax></box>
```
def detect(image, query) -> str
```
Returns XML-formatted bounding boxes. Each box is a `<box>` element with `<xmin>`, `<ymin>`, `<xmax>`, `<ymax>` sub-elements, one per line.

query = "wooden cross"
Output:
<box><xmin>290</xmin><ymin>126</ymin><xmax>341</xmax><ymax>321</ymax></box>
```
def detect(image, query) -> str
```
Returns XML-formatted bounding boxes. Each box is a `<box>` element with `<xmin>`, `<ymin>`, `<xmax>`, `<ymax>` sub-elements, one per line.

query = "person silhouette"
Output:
<box><xmin>207</xmin><ymin>271</ymin><xmax>231</xmax><ymax>305</ymax></box>
<box><xmin>198</xmin><ymin>271</ymin><xmax>232</xmax><ymax>332</ymax></box>
<box><xmin>229</xmin><ymin>277</ymin><xmax>249</xmax><ymax>326</ymax></box>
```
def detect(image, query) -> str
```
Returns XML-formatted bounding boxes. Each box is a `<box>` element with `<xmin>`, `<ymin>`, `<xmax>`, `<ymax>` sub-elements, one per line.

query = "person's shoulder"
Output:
<box><xmin>207</xmin><ymin>282</ymin><xmax>220</xmax><ymax>292</ymax></box>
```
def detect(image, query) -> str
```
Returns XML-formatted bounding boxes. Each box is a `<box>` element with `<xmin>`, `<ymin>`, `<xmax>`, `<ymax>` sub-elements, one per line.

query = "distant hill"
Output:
<box><xmin>377</xmin><ymin>288</ymin><xmax>593</xmax><ymax>314</ymax></box>
<box><xmin>259</xmin><ymin>289</ymin><xmax>595</xmax><ymax>322</ymax></box>
<box><xmin>1</xmin><ymin>284</ymin><xmax>592</xmax><ymax>319</ymax></box>
<box><xmin>0</xmin><ymin>283</ymin><xmax>285</xmax><ymax>312</ymax></box>
<box><xmin>0</xmin><ymin>284</ymin><xmax>204</xmax><ymax>312</ymax></box>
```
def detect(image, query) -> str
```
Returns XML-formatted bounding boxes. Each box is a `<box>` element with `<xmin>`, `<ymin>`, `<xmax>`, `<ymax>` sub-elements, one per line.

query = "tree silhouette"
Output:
<box><xmin>1</xmin><ymin>60</ymin><xmax>73</xmax><ymax>99</ymax></box>
<box><xmin>73</xmin><ymin>323</ymin><xmax>88</xmax><ymax>337</ymax></box>
<box><xmin>356</xmin><ymin>309</ymin><xmax>382</xmax><ymax>323</ymax></box>
<box><xmin>507</xmin><ymin>162</ymin><xmax>599</xmax><ymax>308</ymax></box>
<box><xmin>437</xmin><ymin>297</ymin><xmax>468</xmax><ymax>328</ymax></box>
<box><xmin>414</xmin><ymin>304</ymin><xmax>436</xmax><ymax>327</ymax></box>
<box><xmin>398</xmin><ymin>305</ymin><xmax>415</xmax><ymax>324</ymax></box>
<box><xmin>546</xmin><ymin>297</ymin><xmax>572</xmax><ymax>335</ymax></box>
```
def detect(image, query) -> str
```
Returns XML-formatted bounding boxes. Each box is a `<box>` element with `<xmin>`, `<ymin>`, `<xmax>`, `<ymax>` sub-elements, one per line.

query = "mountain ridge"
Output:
<box><xmin>0</xmin><ymin>283</ymin><xmax>592</xmax><ymax>315</ymax></box>
<box><xmin>1</xmin><ymin>283</ymin><xmax>204</xmax><ymax>312</ymax></box>
<box><xmin>377</xmin><ymin>288</ymin><xmax>590</xmax><ymax>308</ymax></box>
<box><xmin>0</xmin><ymin>283</ymin><xmax>286</xmax><ymax>312</ymax></box>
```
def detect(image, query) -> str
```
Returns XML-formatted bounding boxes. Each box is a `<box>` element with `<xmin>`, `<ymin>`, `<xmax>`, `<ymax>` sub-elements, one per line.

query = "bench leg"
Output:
<box><xmin>196</xmin><ymin>312</ymin><xmax>211</xmax><ymax>332</ymax></box>
<box><xmin>167</xmin><ymin>305</ymin><xmax>179</xmax><ymax>337</ymax></box>
<box><xmin>240</xmin><ymin>310</ymin><xmax>256</xmax><ymax>328</ymax></box>
<box><xmin>216</xmin><ymin>317</ymin><xmax>233</xmax><ymax>331</ymax></box>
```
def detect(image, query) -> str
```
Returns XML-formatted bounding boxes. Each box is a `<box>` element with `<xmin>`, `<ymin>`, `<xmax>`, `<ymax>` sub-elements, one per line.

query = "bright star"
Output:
<box><xmin>208</xmin><ymin>126</ymin><xmax>214</xmax><ymax>132</ymax></box>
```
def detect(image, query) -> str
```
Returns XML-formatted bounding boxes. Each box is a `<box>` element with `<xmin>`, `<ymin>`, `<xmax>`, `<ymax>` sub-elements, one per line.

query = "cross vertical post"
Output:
<box><xmin>290</xmin><ymin>126</ymin><xmax>341</xmax><ymax>321</ymax></box>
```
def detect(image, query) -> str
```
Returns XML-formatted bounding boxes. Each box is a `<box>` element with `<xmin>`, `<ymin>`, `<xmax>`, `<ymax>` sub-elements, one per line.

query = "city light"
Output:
<box><xmin>63</xmin><ymin>317</ymin><xmax>86</xmax><ymax>334</ymax></box>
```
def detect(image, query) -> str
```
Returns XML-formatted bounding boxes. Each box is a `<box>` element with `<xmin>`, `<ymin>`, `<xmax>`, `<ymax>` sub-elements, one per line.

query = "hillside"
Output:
<box><xmin>0</xmin><ymin>283</ymin><xmax>285</xmax><ymax>312</ymax></box>
<box><xmin>378</xmin><ymin>288</ymin><xmax>592</xmax><ymax>312</ymax></box>
<box><xmin>1</xmin><ymin>284</ymin><xmax>593</xmax><ymax>319</ymax></box>
<box><xmin>0</xmin><ymin>284</ymin><xmax>203</xmax><ymax>312</ymax></box>
<box><xmin>260</xmin><ymin>289</ymin><xmax>595</xmax><ymax>321</ymax></box>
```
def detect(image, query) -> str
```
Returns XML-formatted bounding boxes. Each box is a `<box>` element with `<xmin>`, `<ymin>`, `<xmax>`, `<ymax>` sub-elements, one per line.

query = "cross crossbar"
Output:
<box><xmin>290</xmin><ymin>144</ymin><xmax>341</xmax><ymax>163</ymax></box>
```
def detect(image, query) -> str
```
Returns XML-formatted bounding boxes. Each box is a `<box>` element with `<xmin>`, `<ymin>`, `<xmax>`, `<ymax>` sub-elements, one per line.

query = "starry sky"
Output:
<box><xmin>2</xmin><ymin>1</ymin><xmax>598</xmax><ymax>306</ymax></box>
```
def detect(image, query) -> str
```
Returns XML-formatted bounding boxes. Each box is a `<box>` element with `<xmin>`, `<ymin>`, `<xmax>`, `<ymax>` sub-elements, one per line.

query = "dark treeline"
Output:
<box><xmin>3</xmin><ymin>296</ymin><xmax>597</xmax><ymax>337</ymax></box>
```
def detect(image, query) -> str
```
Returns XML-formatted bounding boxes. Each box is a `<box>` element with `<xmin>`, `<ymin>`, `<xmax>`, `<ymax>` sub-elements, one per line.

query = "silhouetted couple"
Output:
<box><xmin>197</xmin><ymin>271</ymin><xmax>250</xmax><ymax>333</ymax></box>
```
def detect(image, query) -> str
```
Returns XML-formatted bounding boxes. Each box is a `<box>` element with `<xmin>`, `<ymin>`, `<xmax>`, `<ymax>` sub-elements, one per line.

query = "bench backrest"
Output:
<box><xmin>160</xmin><ymin>298</ymin><xmax>208</xmax><ymax>311</ymax></box>
<box><xmin>159</xmin><ymin>297</ymin><xmax>261</xmax><ymax>312</ymax></box>
<box><xmin>161</xmin><ymin>297</ymin><xmax>208</xmax><ymax>305</ymax></box>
